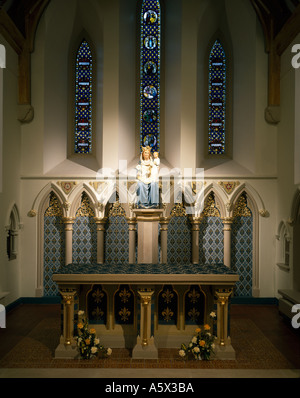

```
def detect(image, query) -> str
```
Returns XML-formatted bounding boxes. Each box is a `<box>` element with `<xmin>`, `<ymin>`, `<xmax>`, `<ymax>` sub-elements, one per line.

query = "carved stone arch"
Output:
<box><xmin>230</xmin><ymin>183</ymin><xmax>265</xmax><ymax>219</ymax></box>
<box><xmin>28</xmin><ymin>182</ymin><xmax>67</xmax><ymax>219</ymax></box>
<box><xmin>203</xmin><ymin>183</ymin><xmax>226</xmax><ymax>218</ymax></box>
<box><xmin>290</xmin><ymin>186</ymin><xmax>300</xmax><ymax>226</ymax></box>
<box><xmin>102</xmin><ymin>189</ymin><xmax>129</xmax><ymax>219</ymax></box>
<box><xmin>5</xmin><ymin>202</ymin><xmax>21</xmax><ymax>231</ymax></box>
<box><xmin>69</xmin><ymin>182</ymin><xmax>98</xmax><ymax>218</ymax></box>
<box><xmin>276</xmin><ymin>220</ymin><xmax>292</xmax><ymax>242</ymax></box>
<box><xmin>230</xmin><ymin>186</ymin><xmax>260</xmax><ymax>297</ymax></box>
<box><xmin>35</xmin><ymin>183</ymin><xmax>66</xmax><ymax>297</ymax></box>
<box><xmin>5</xmin><ymin>203</ymin><xmax>22</xmax><ymax>261</ymax></box>
<box><xmin>276</xmin><ymin>220</ymin><xmax>292</xmax><ymax>272</ymax></box>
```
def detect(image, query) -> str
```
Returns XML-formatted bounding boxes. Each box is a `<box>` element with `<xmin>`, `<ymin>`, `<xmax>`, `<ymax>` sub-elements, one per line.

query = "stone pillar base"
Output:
<box><xmin>55</xmin><ymin>343</ymin><xmax>78</xmax><ymax>359</ymax></box>
<box><xmin>213</xmin><ymin>344</ymin><xmax>236</xmax><ymax>360</ymax></box>
<box><xmin>132</xmin><ymin>336</ymin><xmax>158</xmax><ymax>359</ymax></box>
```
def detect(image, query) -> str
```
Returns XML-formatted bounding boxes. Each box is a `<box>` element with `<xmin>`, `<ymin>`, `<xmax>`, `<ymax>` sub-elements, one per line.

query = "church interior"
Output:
<box><xmin>0</xmin><ymin>0</ymin><xmax>300</xmax><ymax>379</ymax></box>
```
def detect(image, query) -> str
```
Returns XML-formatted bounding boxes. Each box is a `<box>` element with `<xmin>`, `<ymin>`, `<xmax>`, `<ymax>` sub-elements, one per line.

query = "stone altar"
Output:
<box><xmin>53</xmin><ymin>262</ymin><xmax>238</xmax><ymax>360</ymax></box>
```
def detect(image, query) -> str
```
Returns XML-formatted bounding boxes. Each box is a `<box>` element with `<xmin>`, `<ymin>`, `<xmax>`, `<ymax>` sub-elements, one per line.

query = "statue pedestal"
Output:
<box><xmin>133</xmin><ymin>208</ymin><xmax>164</xmax><ymax>264</ymax></box>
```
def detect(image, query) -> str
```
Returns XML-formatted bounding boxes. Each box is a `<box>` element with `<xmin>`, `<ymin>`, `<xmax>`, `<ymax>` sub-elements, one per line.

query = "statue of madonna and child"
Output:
<box><xmin>136</xmin><ymin>146</ymin><xmax>160</xmax><ymax>208</ymax></box>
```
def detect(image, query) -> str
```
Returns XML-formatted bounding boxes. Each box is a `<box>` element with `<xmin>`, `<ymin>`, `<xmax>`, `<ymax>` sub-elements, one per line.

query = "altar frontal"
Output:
<box><xmin>53</xmin><ymin>260</ymin><xmax>238</xmax><ymax>360</ymax></box>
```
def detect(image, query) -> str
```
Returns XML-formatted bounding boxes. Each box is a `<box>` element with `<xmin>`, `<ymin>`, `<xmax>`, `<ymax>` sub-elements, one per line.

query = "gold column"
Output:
<box><xmin>94</xmin><ymin>217</ymin><xmax>107</xmax><ymax>264</ymax></box>
<box><xmin>190</xmin><ymin>217</ymin><xmax>201</xmax><ymax>264</ymax></box>
<box><xmin>127</xmin><ymin>217</ymin><xmax>137</xmax><ymax>264</ymax></box>
<box><xmin>60</xmin><ymin>288</ymin><xmax>77</xmax><ymax>346</ymax></box>
<box><xmin>138</xmin><ymin>288</ymin><xmax>154</xmax><ymax>347</ymax></box>
<box><xmin>159</xmin><ymin>217</ymin><xmax>169</xmax><ymax>264</ymax></box>
<box><xmin>214</xmin><ymin>288</ymin><xmax>233</xmax><ymax>346</ymax></box>
<box><xmin>62</xmin><ymin>217</ymin><xmax>75</xmax><ymax>265</ymax></box>
<box><xmin>222</xmin><ymin>217</ymin><xmax>233</xmax><ymax>267</ymax></box>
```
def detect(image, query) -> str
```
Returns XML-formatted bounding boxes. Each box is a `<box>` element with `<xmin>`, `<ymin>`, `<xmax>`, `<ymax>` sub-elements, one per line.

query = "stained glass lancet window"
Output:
<box><xmin>140</xmin><ymin>0</ymin><xmax>161</xmax><ymax>152</ymax></box>
<box><xmin>75</xmin><ymin>40</ymin><xmax>93</xmax><ymax>154</ymax></box>
<box><xmin>208</xmin><ymin>40</ymin><xmax>226</xmax><ymax>155</ymax></box>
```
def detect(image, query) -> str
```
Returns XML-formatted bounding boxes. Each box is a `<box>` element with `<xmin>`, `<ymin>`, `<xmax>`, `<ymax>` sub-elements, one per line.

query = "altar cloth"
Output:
<box><xmin>54</xmin><ymin>262</ymin><xmax>236</xmax><ymax>275</ymax></box>
<box><xmin>53</xmin><ymin>263</ymin><xmax>239</xmax><ymax>285</ymax></box>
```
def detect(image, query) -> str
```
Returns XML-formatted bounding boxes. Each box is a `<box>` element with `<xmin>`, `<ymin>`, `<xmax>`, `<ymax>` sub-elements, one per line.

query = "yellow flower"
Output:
<box><xmin>204</xmin><ymin>324</ymin><xmax>210</xmax><ymax>330</ymax></box>
<box><xmin>85</xmin><ymin>339</ymin><xmax>91</xmax><ymax>345</ymax></box>
<box><xmin>199</xmin><ymin>340</ymin><xmax>205</xmax><ymax>347</ymax></box>
<box><xmin>90</xmin><ymin>328</ymin><xmax>96</xmax><ymax>334</ymax></box>
<box><xmin>77</xmin><ymin>322</ymin><xmax>84</xmax><ymax>329</ymax></box>
<box><xmin>195</xmin><ymin>328</ymin><xmax>201</xmax><ymax>333</ymax></box>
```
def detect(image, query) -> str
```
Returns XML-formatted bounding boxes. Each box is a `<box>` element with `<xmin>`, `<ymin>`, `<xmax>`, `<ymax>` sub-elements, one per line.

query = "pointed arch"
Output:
<box><xmin>230</xmin><ymin>182</ymin><xmax>265</xmax><ymax>218</ymax></box>
<box><xmin>290</xmin><ymin>186</ymin><xmax>300</xmax><ymax>225</ymax></box>
<box><xmin>30</xmin><ymin>182</ymin><xmax>67</xmax><ymax>218</ymax></box>
<box><xmin>69</xmin><ymin>182</ymin><xmax>99</xmax><ymax>218</ymax></box>
<box><xmin>203</xmin><ymin>182</ymin><xmax>227</xmax><ymax>218</ymax></box>
<box><xmin>231</xmin><ymin>190</ymin><xmax>258</xmax><ymax>297</ymax></box>
<box><xmin>74</xmin><ymin>38</ymin><xmax>93</xmax><ymax>154</ymax></box>
<box><xmin>34</xmin><ymin>183</ymin><xmax>67</xmax><ymax>297</ymax></box>
<box><xmin>68</xmin><ymin>28</ymin><xmax>98</xmax><ymax>160</ymax></box>
<box><xmin>197</xmin><ymin>25</ymin><xmax>234</xmax><ymax>162</ymax></box>
<box><xmin>72</xmin><ymin>190</ymin><xmax>97</xmax><ymax>264</ymax></box>
<box><xmin>276</xmin><ymin>220</ymin><xmax>291</xmax><ymax>272</ymax></box>
<box><xmin>5</xmin><ymin>204</ymin><xmax>21</xmax><ymax>261</ymax></box>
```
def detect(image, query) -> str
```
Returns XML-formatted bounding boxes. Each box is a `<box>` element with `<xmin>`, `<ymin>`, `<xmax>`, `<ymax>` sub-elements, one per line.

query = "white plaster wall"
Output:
<box><xmin>0</xmin><ymin>35</ymin><xmax>22</xmax><ymax>303</ymax></box>
<box><xmin>274</xmin><ymin>34</ymin><xmax>300</xmax><ymax>294</ymax></box>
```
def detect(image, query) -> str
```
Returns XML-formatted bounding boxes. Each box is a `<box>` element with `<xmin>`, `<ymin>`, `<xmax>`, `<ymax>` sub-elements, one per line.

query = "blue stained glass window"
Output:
<box><xmin>75</xmin><ymin>40</ymin><xmax>93</xmax><ymax>154</ymax></box>
<box><xmin>140</xmin><ymin>1</ymin><xmax>161</xmax><ymax>152</ymax></box>
<box><xmin>208</xmin><ymin>40</ymin><xmax>226</xmax><ymax>155</ymax></box>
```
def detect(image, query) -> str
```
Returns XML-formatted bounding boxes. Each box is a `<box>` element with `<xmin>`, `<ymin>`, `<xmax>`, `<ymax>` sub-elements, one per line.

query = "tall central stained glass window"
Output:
<box><xmin>208</xmin><ymin>40</ymin><xmax>226</xmax><ymax>155</ymax></box>
<box><xmin>140</xmin><ymin>0</ymin><xmax>161</xmax><ymax>153</ymax></box>
<box><xmin>74</xmin><ymin>39</ymin><xmax>93</xmax><ymax>154</ymax></box>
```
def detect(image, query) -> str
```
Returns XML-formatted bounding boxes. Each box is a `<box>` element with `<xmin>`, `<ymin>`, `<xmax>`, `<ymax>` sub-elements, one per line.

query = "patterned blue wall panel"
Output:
<box><xmin>72</xmin><ymin>216</ymin><xmax>97</xmax><ymax>263</ymax></box>
<box><xmin>44</xmin><ymin>216</ymin><xmax>65</xmax><ymax>296</ymax></box>
<box><xmin>167</xmin><ymin>216</ymin><xmax>192</xmax><ymax>264</ymax></box>
<box><xmin>199</xmin><ymin>217</ymin><xmax>224</xmax><ymax>264</ymax></box>
<box><xmin>231</xmin><ymin>216</ymin><xmax>253</xmax><ymax>296</ymax></box>
<box><xmin>105</xmin><ymin>216</ymin><xmax>129</xmax><ymax>264</ymax></box>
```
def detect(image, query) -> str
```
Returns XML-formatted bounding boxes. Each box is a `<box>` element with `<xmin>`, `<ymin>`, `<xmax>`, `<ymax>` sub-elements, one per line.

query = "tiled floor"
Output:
<box><xmin>0</xmin><ymin>303</ymin><xmax>299</xmax><ymax>379</ymax></box>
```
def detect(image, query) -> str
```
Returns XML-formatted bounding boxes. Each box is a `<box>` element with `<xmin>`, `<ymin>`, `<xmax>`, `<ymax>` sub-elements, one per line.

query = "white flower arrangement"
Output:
<box><xmin>179</xmin><ymin>311</ymin><xmax>217</xmax><ymax>361</ymax></box>
<box><xmin>76</xmin><ymin>310</ymin><xmax>112</xmax><ymax>360</ymax></box>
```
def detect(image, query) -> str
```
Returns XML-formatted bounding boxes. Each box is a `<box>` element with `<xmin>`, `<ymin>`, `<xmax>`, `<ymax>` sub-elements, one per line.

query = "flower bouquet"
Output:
<box><xmin>179</xmin><ymin>312</ymin><xmax>217</xmax><ymax>361</ymax></box>
<box><xmin>76</xmin><ymin>310</ymin><xmax>112</xmax><ymax>360</ymax></box>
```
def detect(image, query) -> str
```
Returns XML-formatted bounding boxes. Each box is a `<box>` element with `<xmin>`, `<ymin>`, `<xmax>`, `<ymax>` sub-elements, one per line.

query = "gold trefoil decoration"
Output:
<box><xmin>233</xmin><ymin>193</ymin><xmax>252</xmax><ymax>217</ymax></box>
<box><xmin>44</xmin><ymin>192</ymin><xmax>63</xmax><ymax>217</ymax></box>
<box><xmin>170</xmin><ymin>202</ymin><xmax>187</xmax><ymax>217</ymax></box>
<box><xmin>108</xmin><ymin>201</ymin><xmax>126</xmax><ymax>217</ymax></box>
<box><xmin>76</xmin><ymin>193</ymin><xmax>95</xmax><ymax>217</ymax></box>
<box><xmin>202</xmin><ymin>193</ymin><xmax>220</xmax><ymax>217</ymax></box>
